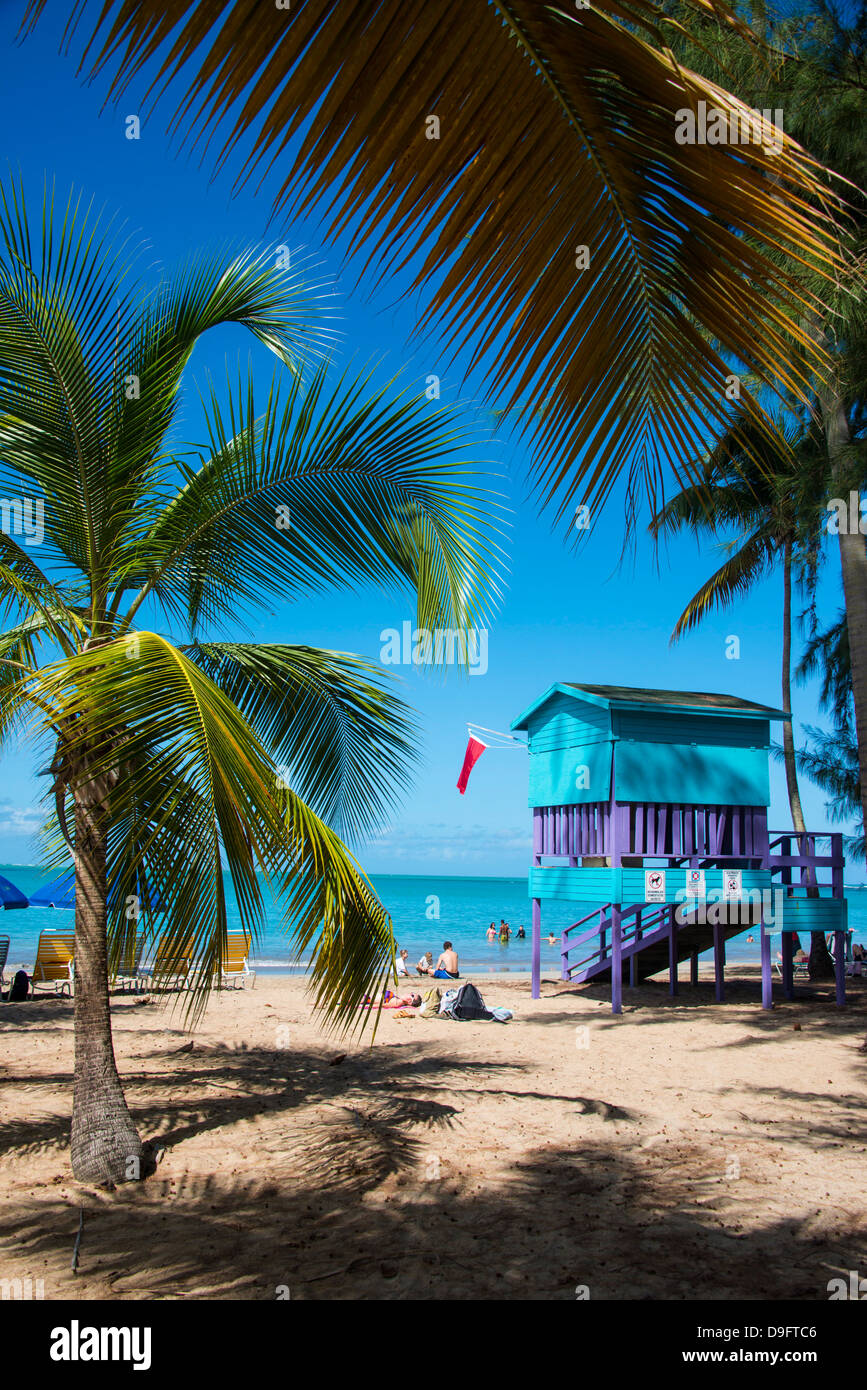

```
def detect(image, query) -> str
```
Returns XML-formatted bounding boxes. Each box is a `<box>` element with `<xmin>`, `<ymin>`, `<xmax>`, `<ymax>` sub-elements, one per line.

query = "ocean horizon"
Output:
<box><xmin>2</xmin><ymin>863</ymin><xmax>865</xmax><ymax>975</ymax></box>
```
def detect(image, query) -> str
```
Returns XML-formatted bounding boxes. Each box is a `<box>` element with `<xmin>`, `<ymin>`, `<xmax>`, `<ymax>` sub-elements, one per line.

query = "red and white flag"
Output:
<box><xmin>456</xmin><ymin>735</ymin><xmax>487</xmax><ymax>794</ymax></box>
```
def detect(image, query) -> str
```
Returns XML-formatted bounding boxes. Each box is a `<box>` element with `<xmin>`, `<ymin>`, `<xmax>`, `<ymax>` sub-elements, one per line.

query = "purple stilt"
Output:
<box><xmin>560</xmin><ymin>930</ymin><xmax>569</xmax><ymax>982</ymax></box>
<box><xmin>781</xmin><ymin>931</ymin><xmax>794</xmax><ymax>1000</ymax></box>
<box><xmin>713</xmin><ymin>923</ymin><xmax>725</xmax><ymax>1002</ymax></box>
<box><xmin>611</xmin><ymin>905</ymin><xmax>622</xmax><ymax>1015</ymax></box>
<box><xmin>668</xmin><ymin>906</ymin><xmax>678</xmax><ymax>995</ymax></box>
<box><xmin>760</xmin><ymin>917</ymin><xmax>773</xmax><ymax>1010</ymax></box>
<box><xmin>834</xmin><ymin>930</ymin><xmax>846</xmax><ymax>1008</ymax></box>
<box><xmin>531</xmin><ymin>897</ymin><xmax>541</xmax><ymax>1000</ymax></box>
<box><xmin>690</xmin><ymin>951</ymin><xmax>699</xmax><ymax>986</ymax></box>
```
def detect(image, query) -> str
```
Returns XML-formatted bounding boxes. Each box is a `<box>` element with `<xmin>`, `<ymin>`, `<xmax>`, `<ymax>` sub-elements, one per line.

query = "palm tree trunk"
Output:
<box><xmin>781</xmin><ymin>537</ymin><xmax>807</xmax><ymax>833</ymax></box>
<box><xmin>782</xmin><ymin>538</ymin><xmax>834</xmax><ymax>976</ymax></box>
<box><xmin>71</xmin><ymin>777</ymin><xmax>143</xmax><ymax>1186</ymax></box>
<box><xmin>807</xmin><ymin>324</ymin><xmax>867</xmax><ymax>858</ymax></box>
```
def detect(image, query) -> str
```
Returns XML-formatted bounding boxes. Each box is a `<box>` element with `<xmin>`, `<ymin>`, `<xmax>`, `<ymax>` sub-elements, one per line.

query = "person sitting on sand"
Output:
<box><xmin>395</xmin><ymin>948</ymin><xmax>410</xmax><ymax>976</ymax></box>
<box><xmin>417</xmin><ymin>951</ymin><xmax>435</xmax><ymax>974</ymax></box>
<box><xmin>516</xmin><ymin>925</ymin><xmax>525</xmax><ymax>939</ymax></box>
<box><xmin>433</xmin><ymin>942</ymin><xmax>460</xmax><ymax>978</ymax></box>
<box><xmin>854</xmin><ymin>943</ymin><xmax>866</xmax><ymax>961</ymax></box>
<box><xmin>486</xmin><ymin>923</ymin><xmax>497</xmax><ymax>941</ymax></box>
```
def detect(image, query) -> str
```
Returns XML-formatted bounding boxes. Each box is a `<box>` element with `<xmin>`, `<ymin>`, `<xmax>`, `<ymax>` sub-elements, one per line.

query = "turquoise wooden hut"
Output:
<box><xmin>511</xmin><ymin>683</ymin><xmax>849</xmax><ymax>1012</ymax></box>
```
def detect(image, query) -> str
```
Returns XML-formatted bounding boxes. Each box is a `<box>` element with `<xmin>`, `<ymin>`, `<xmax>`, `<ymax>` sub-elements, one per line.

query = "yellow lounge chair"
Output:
<box><xmin>142</xmin><ymin>936</ymin><xmax>192</xmax><ymax>991</ymax></box>
<box><xmin>31</xmin><ymin>932</ymin><xmax>75</xmax><ymax>996</ymax></box>
<box><xmin>113</xmin><ymin>933</ymin><xmax>148</xmax><ymax>993</ymax></box>
<box><xmin>220</xmin><ymin>933</ymin><xmax>255</xmax><ymax>989</ymax></box>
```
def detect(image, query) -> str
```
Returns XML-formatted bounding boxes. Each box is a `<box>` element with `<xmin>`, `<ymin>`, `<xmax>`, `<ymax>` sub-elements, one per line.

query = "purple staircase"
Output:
<box><xmin>561</xmin><ymin>901</ymin><xmax>756</xmax><ymax>987</ymax></box>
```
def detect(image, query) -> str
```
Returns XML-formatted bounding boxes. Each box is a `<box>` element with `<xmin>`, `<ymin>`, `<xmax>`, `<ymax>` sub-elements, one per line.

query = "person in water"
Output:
<box><xmin>433</xmin><ymin>942</ymin><xmax>460</xmax><ymax>978</ymax></box>
<box><xmin>546</xmin><ymin>932</ymin><xmax>557</xmax><ymax>945</ymax></box>
<box><xmin>486</xmin><ymin>923</ymin><xmax>497</xmax><ymax>941</ymax></box>
<box><xmin>516</xmin><ymin>924</ymin><xmax>525</xmax><ymax>939</ymax></box>
<box><xmin>499</xmin><ymin>920</ymin><xmax>511</xmax><ymax>943</ymax></box>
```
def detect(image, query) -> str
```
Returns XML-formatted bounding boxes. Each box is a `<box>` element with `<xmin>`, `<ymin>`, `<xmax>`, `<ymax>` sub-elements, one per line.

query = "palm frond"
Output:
<box><xmin>669</xmin><ymin>530</ymin><xmax>775</xmax><ymax>640</ymax></box>
<box><xmin>121</xmin><ymin>361</ymin><xmax>507</xmax><ymax>641</ymax></box>
<box><xmin>21</xmin><ymin>0</ymin><xmax>844</xmax><ymax>527</ymax></box>
<box><xmin>28</xmin><ymin>633</ymin><xmax>398</xmax><ymax>1024</ymax></box>
<box><xmin>185</xmin><ymin>641</ymin><xmax>418</xmax><ymax>842</ymax></box>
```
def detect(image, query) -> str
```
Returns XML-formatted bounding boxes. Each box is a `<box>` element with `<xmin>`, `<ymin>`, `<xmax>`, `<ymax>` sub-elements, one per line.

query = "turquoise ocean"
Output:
<box><xmin>2</xmin><ymin>864</ymin><xmax>866</xmax><ymax>975</ymax></box>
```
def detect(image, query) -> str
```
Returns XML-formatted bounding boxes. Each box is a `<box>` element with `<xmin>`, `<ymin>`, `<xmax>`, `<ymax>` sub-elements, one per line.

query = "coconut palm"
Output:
<box><xmin>0</xmin><ymin>177</ymin><xmax>503</xmax><ymax>1186</ymax></box>
<box><xmin>649</xmin><ymin>408</ymin><xmax>837</xmax><ymax>976</ymax></box>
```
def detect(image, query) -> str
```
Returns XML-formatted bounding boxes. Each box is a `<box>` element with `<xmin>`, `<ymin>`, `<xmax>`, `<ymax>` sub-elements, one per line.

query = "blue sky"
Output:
<box><xmin>0</xmin><ymin>8</ymin><xmax>855</xmax><ymax>877</ymax></box>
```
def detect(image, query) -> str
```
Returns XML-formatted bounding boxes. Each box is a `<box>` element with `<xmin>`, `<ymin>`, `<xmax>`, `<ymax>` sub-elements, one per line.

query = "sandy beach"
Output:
<box><xmin>1</xmin><ymin>965</ymin><xmax>866</xmax><ymax>1301</ymax></box>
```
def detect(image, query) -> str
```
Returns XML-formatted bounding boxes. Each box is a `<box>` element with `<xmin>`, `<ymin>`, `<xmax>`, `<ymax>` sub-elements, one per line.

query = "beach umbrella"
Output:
<box><xmin>0</xmin><ymin>872</ymin><xmax>29</xmax><ymax>909</ymax></box>
<box><xmin>28</xmin><ymin>871</ymin><xmax>75</xmax><ymax>910</ymax></box>
<box><xmin>30</xmin><ymin>870</ymin><xmax>165</xmax><ymax>914</ymax></box>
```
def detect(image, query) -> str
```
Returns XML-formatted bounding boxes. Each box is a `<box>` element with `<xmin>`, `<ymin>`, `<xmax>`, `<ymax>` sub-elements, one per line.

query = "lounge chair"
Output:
<box><xmin>113</xmin><ymin>933</ymin><xmax>148</xmax><ymax>993</ymax></box>
<box><xmin>774</xmin><ymin>954</ymin><xmax>810</xmax><ymax>982</ymax></box>
<box><xmin>0</xmin><ymin>935</ymin><xmax>9</xmax><ymax>996</ymax></box>
<box><xmin>220</xmin><ymin>933</ymin><xmax>256</xmax><ymax>990</ymax></box>
<box><xmin>30</xmin><ymin>932</ymin><xmax>75</xmax><ymax>996</ymax></box>
<box><xmin>141</xmin><ymin>936</ymin><xmax>192</xmax><ymax>991</ymax></box>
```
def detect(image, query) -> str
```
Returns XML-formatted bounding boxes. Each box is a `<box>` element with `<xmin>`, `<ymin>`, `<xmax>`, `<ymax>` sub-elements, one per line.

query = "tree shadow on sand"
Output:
<box><xmin>1</xmin><ymin>1036</ymin><xmax>865</xmax><ymax>1300</ymax></box>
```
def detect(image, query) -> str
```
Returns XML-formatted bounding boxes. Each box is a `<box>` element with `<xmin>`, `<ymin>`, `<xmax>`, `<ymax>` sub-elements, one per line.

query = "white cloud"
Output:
<box><xmin>363</xmin><ymin>821</ymin><xmax>529</xmax><ymax>861</ymax></box>
<box><xmin>0</xmin><ymin>801</ymin><xmax>43</xmax><ymax>835</ymax></box>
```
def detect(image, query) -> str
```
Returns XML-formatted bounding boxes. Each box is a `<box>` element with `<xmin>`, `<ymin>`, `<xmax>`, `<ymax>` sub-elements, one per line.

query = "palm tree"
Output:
<box><xmin>0</xmin><ymin>177</ymin><xmax>503</xmax><ymax>1186</ymax></box>
<box><xmin>649</xmin><ymin>409</ymin><xmax>837</xmax><ymax>976</ymax></box>
<box><xmin>796</xmin><ymin>609</ymin><xmax>864</xmax><ymax>857</ymax></box>
<box><xmin>20</xmin><ymin>0</ymin><xmax>841</xmax><ymax>525</ymax></box>
<box><xmin>654</xmin><ymin>0</ymin><xmax>867</xmax><ymax>861</ymax></box>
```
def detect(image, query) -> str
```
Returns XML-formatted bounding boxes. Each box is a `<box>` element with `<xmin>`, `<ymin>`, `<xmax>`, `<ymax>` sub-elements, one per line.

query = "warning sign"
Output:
<box><xmin>645</xmin><ymin>869</ymin><xmax>666</xmax><ymax>903</ymax></box>
<box><xmin>686</xmin><ymin>869</ymin><xmax>706</xmax><ymax>898</ymax></box>
<box><xmin>723</xmin><ymin>869</ymin><xmax>743</xmax><ymax>899</ymax></box>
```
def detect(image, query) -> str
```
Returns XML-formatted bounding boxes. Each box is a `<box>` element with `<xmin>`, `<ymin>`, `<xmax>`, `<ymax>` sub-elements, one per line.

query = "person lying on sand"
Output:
<box><xmin>382</xmin><ymin>992</ymin><xmax>422</xmax><ymax>1009</ymax></box>
<box><xmin>359</xmin><ymin>990</ymin><xmax>422</xmax><ymax>1009</ymax></box>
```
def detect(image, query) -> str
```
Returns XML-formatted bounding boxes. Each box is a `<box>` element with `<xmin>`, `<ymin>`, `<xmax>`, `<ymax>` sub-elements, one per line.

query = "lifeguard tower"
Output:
<box><xmin>510</xmin><ymin>684</ymin><xmax>849</xmax><ymax>1012</ymax></box>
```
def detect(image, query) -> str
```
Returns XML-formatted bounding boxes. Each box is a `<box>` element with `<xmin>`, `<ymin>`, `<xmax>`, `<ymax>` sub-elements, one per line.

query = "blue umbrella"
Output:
<box><xmin>30</xmin><ymin>870</ymin><xmax>164</xmax><ymax>914</ymax></box>
<box><xmin>29</xmin><ymin>870</ymin><xmax>75</xmax><ymax>910</ymax></box>
<box><xmin>0</xmin><ymin>872</ymin><xmax>29</xmax><ymax>909</ymax></box>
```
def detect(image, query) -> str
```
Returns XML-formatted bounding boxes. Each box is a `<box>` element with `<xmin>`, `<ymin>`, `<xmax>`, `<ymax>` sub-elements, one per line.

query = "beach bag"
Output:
<box><xmin>490</xmin><ymin>1006</ymin><xmax>513</xmax><ymax>1023</ymax></box>
<box><xmin>445</xmin><ymin>981</ymin><xmax>495</xmax><ymax>1022</ymax></box>
<box><xmin>419</xmin><ymin>988</ymin><xmax>441</xmax><ymax>1017</ymax></box>
<box><xmin>438</xmin><ymin>987</ymin><xmax>459</xmax><ymax>1017</ymax></box>
<box><xmin>9</xmin><ymin>970</ymin><xmax>29</xmax><ymax>1002</ymax></box>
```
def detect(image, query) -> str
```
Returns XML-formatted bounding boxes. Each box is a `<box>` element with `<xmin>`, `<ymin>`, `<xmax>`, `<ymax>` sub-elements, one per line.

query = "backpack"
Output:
<box><xmin>438</xmin><ymin>987</ymin><xmax>459</xmax><ymax>1016</ymax></box>
<box><xmin>9</xmin><ymin>970</ymin><xmax>29</xmax><ymax>1002</ymax></box>
<box><xmin>442</xmin><ymin>981</ymin><xmax>494</xmax><ymax>1022</ymax></box>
